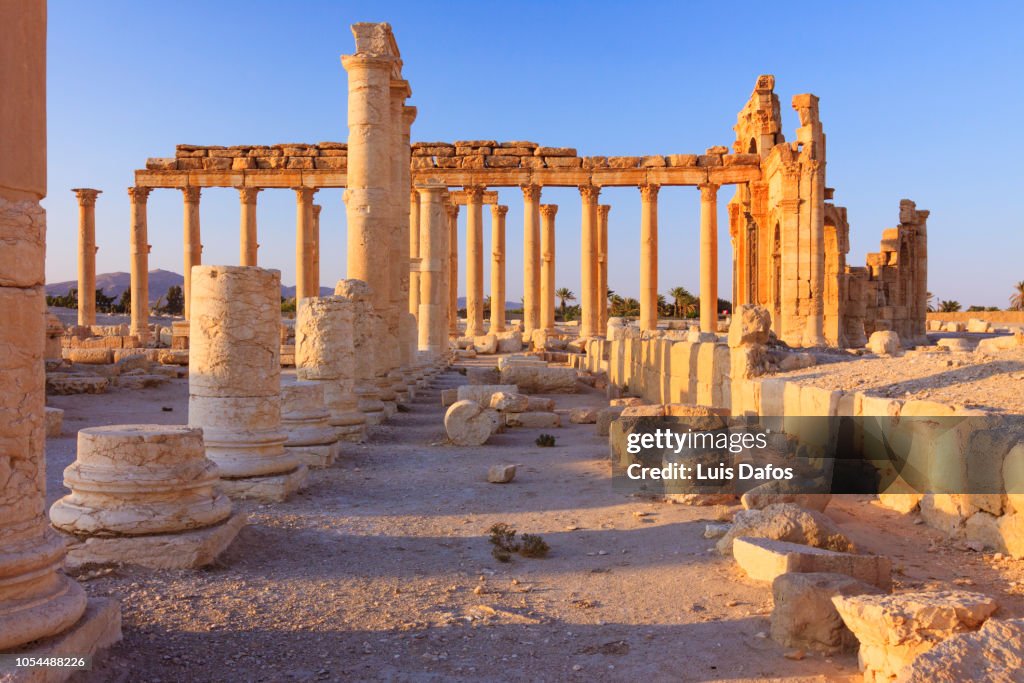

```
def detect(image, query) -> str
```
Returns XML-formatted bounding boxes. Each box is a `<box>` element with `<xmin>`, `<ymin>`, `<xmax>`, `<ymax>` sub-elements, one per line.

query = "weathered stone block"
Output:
<box><xmin>733</xmin><ymin>537</ymin><xmax>891</xmax><ymax>588</ymax></box>
<box><xmin>771</xmin><ymin>572</ymin><xmax>883</xmax><ymax>654</ymax></box>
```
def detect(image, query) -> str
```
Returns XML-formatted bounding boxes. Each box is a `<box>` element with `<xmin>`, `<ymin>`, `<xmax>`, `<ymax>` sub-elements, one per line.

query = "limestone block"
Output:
<box><xmin>975</xmin><ymin>335</ymin><xmax>1017</xmax><ymax>354</ymax></box>
<box><xmin>499</xmin><ymin>364</ymin><xmax>577</xmax><ymax>393</ymax></box>
<box><xmin>936</xmin><ymin>338</ymin><xmax>972</xmax><ymax>352</ymax></box>
<box><xmin>118</xmin><ymin>374</ymin><xmax>169</xmax><ymax>390</ymax></box>
<box><xmin>457</xmin><ymin>384</ymin><xmax>518</xmax><ymax>407</ymax></box>
<box><xmin>716</xmin><ymin>503</ymin><xmax>854</xmax><ymax>555</ymax></box>
<box><xmin>495</xmin><ymin>330</ymin><xmax>523</xmax><ymax>353</ymax></box>
<box><xmin>525</xmin><ymin>396</ymin><xmax>555</xmax><ymax>412</ymax></box>
<box><xmin>281</xmin><ymin>382</ymin><xmax>338</xmax><ymax>449</ymax></box>
<box><xmin>597</xmin><ymin>406</ymin><xmax>626</xmax><ymax>437</ymax></box>
<box><xmin>741</xmin><ymin>479</ymin><xmax>831</xmax><ymax>512</ymax></box>
<box><xmin>216</xmin><ymin>466</ymin><xmax>308</xmax><ymax>503</ymax></box>
<box><xmin>569</xmin><ymin>408</ymin><xmax>598</xmax><ymax>424</ymax></box>
<box><xmin>65</xmin><ymin>348</ymin><xmax>113</xmax><ymax>364</ymax></box>
<box><xmin>727</xmin><ymin>304</ymin><xmax>772</xmax><ymax>348</ymax></box>
<box><xmin>896</xmin><ymin>618</ymin><xmax>1024</xmax><ymax>682</ymax></box>
<box><xmin>190</xmin><ymin>267</ymin><xmax>281</xmax><ymax>397</ymax></box>
<box><xmin>1004</xmin><ymin>442</ymin><xmax>1024</xmax><ymax>514</ymax></box>
<box><xmin>832</xmin><ymin>591</ymin><xmax>998</xmax><ymax>683</ymax></box>
<box><xmin>466</xmin><ymin>366</ymin><xmax>501</xmax><ymax>385</ymax></box>
<box><xmin>445</xmin><ymin>400</ymin><xmax>498</xmax><ymax>446</ymax></box>
<box><xmin>50</xmin><ymin>425</ymin><xmax>233</xmax><ymax>536</ymax></box>
<box><xmin>440</xmin><ymin>388</ymin><xmax>459</xmax><ymax>406</ymax></box>
<box><xmin>0</xmin><ymin>197</ymin><xmax>46</xmax><ymax>287</ymax></box>
<box><xmin>487</xmin><ymin>464</ymin><xmax>517</xmax><ymax>483</ymax></box>
<box><xmin>867</xmin><ymin>330</ymin><xmax>901</xmax><ymax>355</ymax></box>
<box><xmin>943</xmin><ymin>321</ymin><xmax>965</xmax><ymax>333</ymax></box>
<box><xmin>733</xmin><ymin>537</ymin><xmax>891</xmax><ymax>588</ymax></box>
<box><xmin>927</xmin><ymin>319</ymin><xmax>943</xmax><ymax>332</ymax></box>
<box><xmin>777</xmin><ymin>351</ymin><xmax>816</xmax><ymax>371</ymax></box>
<box><xmin>505</xmin><ymin>411</ymin><xmax>561</xmax><ymax>429</ymax></box>
<box><xmin>496</xmin><ymin>354</ymin><xmax>546</xmax><ymax>371</ymax></box>
<box><xmin>771</xmin><ymin>572</ymin><xmax>884</xmax><ymax>654</ymax></box>
<box><xmin>998</xmin><ymin>513</ymin><xmax>1024</xmax><ymax>558</ymax></box>
<box><xmin>473</xmin><ymin>333</ymin><xmax>497</xmax><ymax>354</ymax></box>
<box><xmin>621</xmin><ymin>404</ymin><xmax>665</xmax><ymax>417</ymax></box>
<box><xmin>158</xmin><ymin>349</ymin><xmax>190</xmax><ymax>365</ymax></box>
<box><xmin>45</xmin><ymin>406</ymin><xmax>63</xmax><ymax>438</ymax></box>
<box><xmin>46</xmin><ymin>373</ymin><xmax>108</xmax><ymax>395</ymax></box>
<box><xmin>489</xmin><ymin>391</ymin><xmax>529</xmax><ymax>412</ymax></box>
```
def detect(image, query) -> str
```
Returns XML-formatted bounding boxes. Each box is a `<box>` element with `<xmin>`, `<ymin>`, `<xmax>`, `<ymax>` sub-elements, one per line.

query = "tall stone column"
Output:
<box><xmin>238</xmin><ymin>187</ymin><xmax>260</xmax><ymax>267</ymax></box>
<box><xmin>639</xmin><ymin>184</ymin><xmax>660</xmax><ymax>331</ymax></box>
<box><xmin>579</xmin><ymin>184</ymin><xmax>600</xmax><ymax>338</ymax></box>
<box><xmin>73</xmin><ymin>188</ymin><xmax>101</xmax><ymax>326</ymax></box>
<box><xmin>464</xmin><ymin>185</ymin><xmax>485</xmax><ymax>337</ymax></box>
<box><xmin>181</xmin><ymin>186</ymin><xmax>201</xmax><ymax>320</ymax></box>
<box><xmin>699</xmin><ymin>183</ymin><xmax>719</xmax><ymax>334</ymax></box>
<box><xmin>342</xmin><ymin>44</ymin><xmax>397</xmax><ymax>387</ymax></box>
<box><xmin>389</xmin><ymin>97</ymin><xmax>415</xmax><ymax>393</ymax></box>
<box><xmin>294</xmin><ymin>187</ymin><xmax>317</xmax><ymax>302</ymax></box>
<box><xmin>803</xmin><ymin>158</ymin><xmax>827</xmax><ymax>347</ymax></box>
<box><xmin>447</xmin><ymin>202</ymin><xmax>460</xmax><ymax>336</ymax></box>
<box><xmin>188</xmin><ymin>265</ymin><xmax>307</xmax><ymax>501</ymax></box>
<box><xmin>311</xmin><ymin>203</ymin><xmax>322</xmax><ymax>296</ymax></box>
<box><xmin>335</xmin><ymin>279</ymin><xmax>387</xmax><ymax>423</ymax></box>
<box><xmin>409</xmin><ymin>189</ymin><xmax>421</xmax><ymax>317</ymax></box>
<box><xmin>295</xmin><ymin>296</ymin><xmax>367</xmax><ymax>443</ymax></box>
<box><xmin>521</xmin><ymin>184</ymin><xmax>541</xmax><ymax>334</ymax></box>
<box><xmin>128</xmin><ymin>186</ymin><xmax>152</xmax><ymax>343</ymax></box>
<box><xmin>417</xmin><ymin>182</ymin><xmax>448</xmax><ymax>356</ymax></box>
<box><xmin>490</xmin><ymin>204</ymin><xmax>508</xmax><ymax>333</ymax></box>
<box><xmin>539</xmin><ymin>204</ymin><xmax>558</xmax><ymax>332</ymax></box>
<box><xmin>0</xmin><ymin>1</ymin><xmax>114</xmax><ymax>651</ymax></box>
<box><xmin>597</xmin><ymin>204</ymin><xmax>610</xmax><ymax>334</ymax></box>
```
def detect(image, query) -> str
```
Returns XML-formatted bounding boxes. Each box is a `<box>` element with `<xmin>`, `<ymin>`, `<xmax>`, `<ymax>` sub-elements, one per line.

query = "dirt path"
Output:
<box><xmin>44</xmin><ymin>360</ymin><xmax>1020</xmax><ymax>682</ymax></box>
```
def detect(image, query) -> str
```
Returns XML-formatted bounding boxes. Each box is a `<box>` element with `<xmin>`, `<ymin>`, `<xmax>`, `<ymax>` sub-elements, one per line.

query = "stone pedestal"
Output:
<box><xmin>188</xmin><ymin>265</ymin><xmax>307</xmax><ymax>502</ymax></box>
<box><xmin>281</xmin><ymin>382</ymin><xmax>340</xmax><ymax>467</ymax></box>
<box><xmin>294</xmin><ymin>295</ymin><xmax>367</xmax><ymax>442</ymax></box>
<box><xmin>49</xmin><ymin>425</ymin><xmax>242</xmax><ymax>569</ymax></box>
<box><xmin>334</xmin><ymin>279</ymin><xmax>387</xmax><ymax>424</ymax></box>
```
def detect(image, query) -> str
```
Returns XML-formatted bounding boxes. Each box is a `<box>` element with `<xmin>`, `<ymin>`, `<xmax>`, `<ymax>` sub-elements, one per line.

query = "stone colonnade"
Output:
<box><xmin>0</xmin><ymin>0</ymin><xmax>121</xmax><ymax>656</ymax></box>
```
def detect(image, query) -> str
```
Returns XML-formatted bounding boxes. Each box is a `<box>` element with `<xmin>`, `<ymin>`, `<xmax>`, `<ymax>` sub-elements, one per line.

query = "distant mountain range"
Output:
<box><xmin>46</xmin><ymin>269</ymin><xmax>331</xmax><ymax>303</ymax></box>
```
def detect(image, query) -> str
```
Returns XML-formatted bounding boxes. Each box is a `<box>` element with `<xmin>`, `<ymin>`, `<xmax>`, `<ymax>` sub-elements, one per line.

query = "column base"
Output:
<box><xmin>218</xmin><ymin>465</ymin><xmax>308</xmax><ymax>503</ymax></box>
<box><xmin>0</xmin><ymin>598</ymin><xmax>121</xmax><ymax>683</ymax></box>
<box><xmin>285</xmin><ymin>441</ymin><xmax>340</xmax><ymax>468</ymax></box>
<box><xmin>56</xmin><ymin>513</ymin><xmax>246</xmax><ymax>570</ymax></box>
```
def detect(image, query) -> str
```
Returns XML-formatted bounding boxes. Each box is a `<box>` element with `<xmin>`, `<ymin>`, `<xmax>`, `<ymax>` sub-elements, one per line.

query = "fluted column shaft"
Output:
<box><xmin>73</xmin><ymin>188</ymin><xmax>101</xmax><ymax>326</ymax></box>
<box><xmin>539</xmin><ymin>204</ymin><xmax>558</xmax><ymax>331</ymax></box>
<box><xmin>417</xmin><ymin>183</ymin><xmax>448</xmax><ymax>355</ymax></box>
<box><xmin>579</xmin><ymin>185</ymin><xmax>600</xmax><ymax>338</ymax></box>
<box><xmin>699</xmin><ymin>183</ymin><xmax>719</xmax><ymax>333</ymax></box>
<box><xmin>521</xmin><ymin>184</ymin><xmax>541</xmax><ymax>334</ymax></box>
<box><xmin>128</xmin><ymin>186</ymin><xmax>152</xmax><ymax>342</ymax></box>
<box><xmin>490</xmin><ymin>205</ymin><xmax>508</xmax><ymax>333</ymax></box>
<box><xmin>238</xmin><ymin>187</ymin><xmax>260</xmax><ymax>267</ymax></box>
<box><xmin>639</xmin><ymin>185</ymin><xmax>660</xmax><ymax>331</ymax></box>
<box><xmin>597</xmin><ymin>204</ymin><xmax>610</xmax><ymax>334</ymax></box>
<box><xmin>294</xmin><ymin>187</ymin><xmax>317</xmax><ymax>302</ymax></box>
<box><xmin>464</xmin><ymin>185</ymin><xmax>485</xmax><ymax>336</ymax></box>
<box><xmin>182</xmin><ymin>186</ymin><xmax>201</xmax><ymax>320</ymax></box>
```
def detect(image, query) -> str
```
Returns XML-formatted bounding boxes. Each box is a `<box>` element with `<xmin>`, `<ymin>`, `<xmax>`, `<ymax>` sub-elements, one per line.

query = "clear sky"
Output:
<box><xmin>46</xmin><ymin>0</ymin><xmax>1023</xmax><ymax>307</ymax></box>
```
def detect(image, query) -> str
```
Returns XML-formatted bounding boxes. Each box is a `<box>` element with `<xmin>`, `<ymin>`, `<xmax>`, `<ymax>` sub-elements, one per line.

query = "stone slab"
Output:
<box><xmin>57</xmin><ymin>512</ymin><xmax>245</xmax><ymax>570</ymax></box>
<box><xmin>218</xmin><ymin>465</ymin><xmax>308</xmax><ymax>502</ymax></box>
<box><xmin>285</xmin><ymin>441</ymin><xmax>339</xmax><ymax>468</ymax></box>
<box><xmin>733</xmin><ymin>537</ymin><xmax>891</xmax><ymax>588</ymax></box>
<box><xmin>0</xmin><ymin>598</ymin><xmax>121</xmax><ymax>683</ymax></box>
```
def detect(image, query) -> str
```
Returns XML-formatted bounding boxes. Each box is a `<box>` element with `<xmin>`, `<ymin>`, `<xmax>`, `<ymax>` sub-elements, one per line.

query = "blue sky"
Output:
<box><xmin>46</xmin><ymin>1</ymin><xmax>1023</xmax><ymax>306</ymax></box>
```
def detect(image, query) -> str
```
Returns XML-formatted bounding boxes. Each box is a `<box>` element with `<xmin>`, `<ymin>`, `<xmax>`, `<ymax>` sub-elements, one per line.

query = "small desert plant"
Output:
<box><xmin>535</xmin><ymin>434</ymin><xmax>556</xmax><ymax>447</ymax></box>
<box><xmin>487</xmin><ymin>523</ymin><xmax>549</xmax><ymax>561</ymax></box>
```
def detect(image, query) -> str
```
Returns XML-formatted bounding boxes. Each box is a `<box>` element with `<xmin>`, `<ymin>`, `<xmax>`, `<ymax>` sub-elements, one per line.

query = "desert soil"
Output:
<box><xmin>43</xmin><ymin>355</ymin><xmax>1024</xmax><ymax>683</ymax></box>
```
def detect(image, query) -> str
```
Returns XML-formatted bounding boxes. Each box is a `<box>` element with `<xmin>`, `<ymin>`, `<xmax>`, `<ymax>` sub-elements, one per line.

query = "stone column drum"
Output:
<box><xmin>334</xmin><ymin>279</ymin><xmax>388</xmax><ymax>424</ymax></box>
<box><xmin>188</xmin><ymin>265</ymin><xmax>307</xmax><ymax>502</ymax></box>
<box><xmin>73</xmin><ymin>188</ymin><xmax>100</xmax><ymax>326</ymax></box>
<box><xmin>49</xmin><ymin>425</ymin><xmax>243</xmax><ymax>569</ymax></box>
<box><xmin>280</xmin><ymin>382</ymin><xmax>341</xmax><ymax>467</ymax></box>
<box><xmin>295</xmin><ymin>295</ymin><xmax>367</xmax><ymax>442</ymax></box>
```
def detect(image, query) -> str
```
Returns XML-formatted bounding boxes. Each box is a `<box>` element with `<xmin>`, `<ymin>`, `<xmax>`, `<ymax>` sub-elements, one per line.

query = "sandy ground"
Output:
<box><xmin>42</xmin><ymin>357</ymin><xmax>1024</xmax><ymax>683</ymax></box>
<box><xmin>773</xmin><ymin>334</ymin><xmax>1024</xmax><ymax>414</ymax></box>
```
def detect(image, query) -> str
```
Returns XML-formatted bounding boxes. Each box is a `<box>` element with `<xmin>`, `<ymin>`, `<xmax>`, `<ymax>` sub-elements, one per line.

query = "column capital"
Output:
<box><xmin>293</xmin><ymin>186</ymin><xmax>318</xmax><ymax>202</ymax></box>
<box><xmin>520</xmin><ymin>183</ymin><xmax>541</xmax><ymax>202</ymax></box>
<box><xmin>127</xmin><ymin>186</ymin><xmax>152</xmax><ymax>203</ymax></box>
<box><xmin>403</xmin><ymin>105</ymin><xmax>417</xmax><ymax>127</ymax></box>
<box><xmin>539</xmin><ymin>204</ymin><xmax>558</xmax><ymax>218</ymax></box>
<box><xmin>578</xmin><ymin>184</ymin><xmax>601</xmax><ymax>202</ymax></box>
<box><xmin>237</xmin><ymin>186</ymin><xmax>261</xmax><ymax>204</ymax></box>
<box><xmin>312</xmin><ymin>204</ymin><xmax>322</xmax><ymax>218</ymax></box>
<box><xmin>639</xmin><ymin>183</ymin><xmax>660</xmax><ymax>202</ymax></box>
<box><xmin>491</xmin><ymin>204</ymin><xmax>509</xmax><ymax>219</ymax></box>
<box><xmin>340</xmin><ymin>53</ymin><xmax>398</xmax><ymax>73</ymax></box>
<box><xmin>445</xmin><ymin>203</ymin><xmax>459</xmax><ymax>219</ymax></box>
<box><xmin>181</xmin><ymin>186</ymin><xmax>201</xmax><ymax>203</ymax></box>
<box><xmin>463</xmin><ymin>185</ymin><xmax>486</xmax><ymax>202</ymax></box>
<box><xmin>390</xmin><ymin>78</ymin><xmax>412</xmax><ymax>98</ymax></box>
<box><xmin>597</xmin><ymin>204</ymin><xmax>611</xmax><ymax>218</ymax></box>
<box><xmin>72</xmin><ymin>188</ymin><xmax>102</xmax><ymax>206</ymax></box>
<box><xmin>698</xmin><ymin>183</ymin><xmax>719</xmax><ymax>201</ymax></box>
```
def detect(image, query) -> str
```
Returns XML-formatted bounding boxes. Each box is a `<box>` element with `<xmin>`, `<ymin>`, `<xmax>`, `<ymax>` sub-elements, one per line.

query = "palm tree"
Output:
<box><xmin>668</xmin><ymin>286</ymin><xmax>692</xmax><ymax>318</ymax></box>
<box><xmin>926</xmin><ymin>291</ymin><xmax>937</xmax><ymax>312</ymax></box>
<box><xmin>555</xmin><ymin>287</ymin><xmax>576</xmax><ymax>319</ymax></box>
<box><xmin>656</xmin><ymin>294</ymin><xmax>670</xmax><ymax>317</ymax></box>
<box><xmin>938</xmin><ymin>300</ymin><xmax>962</xmax><ymax>313</ymax></box>
<box><xmin>1010</xmin><ymin>282</ymin><xmax>1024</xmax><ymax>312</ymax></box>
